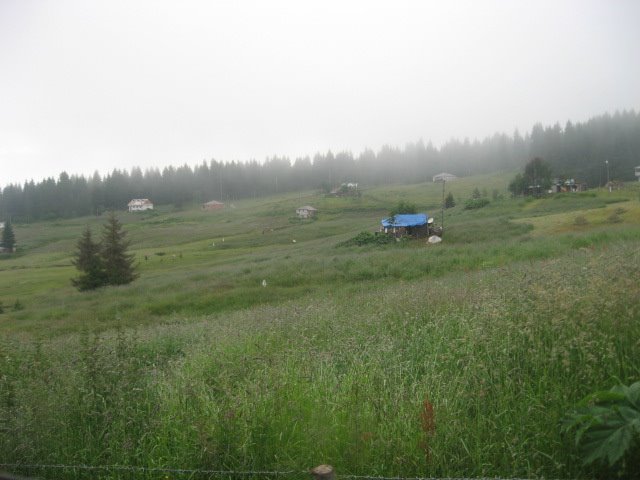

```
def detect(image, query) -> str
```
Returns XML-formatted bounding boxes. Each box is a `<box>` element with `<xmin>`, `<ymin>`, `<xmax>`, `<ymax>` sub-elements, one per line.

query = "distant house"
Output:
<box><xmin>432</xmin><ymin>172</ymin><xmax>457</xmax><ymax>182</ymax></box>
<box><xmin>202</xmin><ymin>200</ymin><xmax>224</xmax><ymax>210</ymax></box>
<box><xmin>381</xmin><ymin>213</ymin><xmax>429</xmax><ymax>238</ymax></box>
<box><xmin>635</xmin><ymin>165</ymin><xmax>640</xmax><ymax>181</ymax></box>
<box><xmin>296</xmin><ymin>206</ymin><xmax>318</xmax><ymax>219</ymax></box>
<box><xmin>606</xmin><ymin>180</ymin><xmax>625</xmax><ymax>191</ymax></box>
<box><xmin>128</xmin><ymin>199</ymin><xmax>154</xmax><ymax>212</ymax></box>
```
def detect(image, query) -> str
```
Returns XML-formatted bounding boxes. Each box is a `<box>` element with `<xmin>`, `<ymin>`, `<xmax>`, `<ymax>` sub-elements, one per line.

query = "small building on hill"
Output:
<box><xmin>128</xmin><ymin>198</ymin><xmax>154</xmax><ymax>212</ymax></box>
<box><xmin>635</xmin><ymin>165</ymin><xmax>640</xmax><ymax>181</ymax></box>
<box><xmin>296</xmin><ymin>206</ymin><xmax>318</xmax><ymax>219</ymax></box>
<box><xmin>432</xmin><ymin>172</ymin><xmax>457</xmax><ymax>182</ymax></box>
<box><xmin>202</xmin><ymin>200</ymin><xmax>225</xmax><ymax>210</ymax></box>
<box><xmin>381</xmin><ymin>213</ymin><xmax>429</xmax><ymax>238</ymax></box>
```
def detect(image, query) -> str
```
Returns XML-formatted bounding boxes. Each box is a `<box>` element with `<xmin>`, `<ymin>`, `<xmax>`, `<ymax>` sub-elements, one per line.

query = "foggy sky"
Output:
<box><xmin>1</xmin><ymin>0</ymin><xmax>639</xmax><ymax>187</ymax></box>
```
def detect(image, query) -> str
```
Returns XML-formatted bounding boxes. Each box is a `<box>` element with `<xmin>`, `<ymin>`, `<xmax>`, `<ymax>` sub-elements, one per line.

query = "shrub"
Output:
<box><xmin>463</xmin><ymin>198</ymin><xmax>490</xmax><ymax>210</ymax></box>
<box><xmin>444</xmin><ymin>192</ymin><xmax>456</xmax><ymax>208</ymax></box>
<box><xmin>563</xmin><ymin>381</ymin><xmax>640</xmax><ymax>476</ymax></box>
<box><xmin>389</xmin><ymin>201</ymin><xmax>417</xmax><ymax>216</ymax></box>
<box><xmin>338</xmin><ymin>231</ymin><xmax>396</xmax><ymax>247</ymax></box>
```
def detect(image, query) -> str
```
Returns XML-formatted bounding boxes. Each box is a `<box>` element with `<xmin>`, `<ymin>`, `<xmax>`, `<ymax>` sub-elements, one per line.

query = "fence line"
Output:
<box><xmin>1</xmin><ymin>464</ymin><xmax>294</xmax><ymax>476</ymax></box>
<box><xmin>0</xmin><ymin>464</ymin><xmax>572</xmax><ymax>480</ymax></box>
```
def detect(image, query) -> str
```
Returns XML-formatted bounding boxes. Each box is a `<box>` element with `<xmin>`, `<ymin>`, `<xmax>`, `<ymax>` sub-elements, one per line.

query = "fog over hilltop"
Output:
<box><xmin>1</xmin><ymin>0</ymin><xmax>639</xmax><ymax>187</ymax></box>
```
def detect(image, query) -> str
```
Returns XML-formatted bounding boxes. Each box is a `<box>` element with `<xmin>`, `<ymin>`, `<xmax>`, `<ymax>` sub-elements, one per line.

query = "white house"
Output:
<box><xmin>635</xmin><ymin>165</ymin><xmax>640</xmax><ymax>181</ymax></box>
<box><xmin>296</xmin><ymin>206</ymin><xmax>318</xmax><ymax>219</ymax></box>
<box><xmin>432</xmin><ymin>172</ymin><xmax>457</xmax><ymax>182</ymax></box>
<box><xmin>128</xmin><ymin>198</ymin><xmax>154</xmax><ymax>212</ymax></box>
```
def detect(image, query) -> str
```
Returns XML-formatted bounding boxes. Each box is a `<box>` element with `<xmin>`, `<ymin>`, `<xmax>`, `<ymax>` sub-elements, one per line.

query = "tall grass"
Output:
<box><xmin>2</xmin><ymin>242</ymin><xmax>639</xmax><ymax>478</ymax></box>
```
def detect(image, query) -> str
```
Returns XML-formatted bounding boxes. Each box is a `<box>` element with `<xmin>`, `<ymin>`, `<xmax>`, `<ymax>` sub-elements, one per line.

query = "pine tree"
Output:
<box><xmin>444</xmin><ymin>192</ymin><xmax>456</xmax><ymax>208</ymax></box>
<box><xmin>101</xmin><ymin>212</ymin><xmax>137</xmax><ymax>285</ymax></box>
<box><xmin>1</xmin><ymin>219</ymin><xmax>16</xmax><ymax>253</ymax></box>
<box><xmin>71</xmin><ymin>226</ymin><xmax>106</xmax><ymax>291</ymax></box>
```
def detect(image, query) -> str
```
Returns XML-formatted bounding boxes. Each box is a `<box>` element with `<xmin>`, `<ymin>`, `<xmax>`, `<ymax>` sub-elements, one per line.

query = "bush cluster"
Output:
<box><xmin>339</xmin><ymin>231</ymin><xmax>397</xmax><ymax>247</ymax></box>
<box><xmin>463</xmin><ymin>198</ymin><xmax>490</xmax><ymax>210</ymax></box>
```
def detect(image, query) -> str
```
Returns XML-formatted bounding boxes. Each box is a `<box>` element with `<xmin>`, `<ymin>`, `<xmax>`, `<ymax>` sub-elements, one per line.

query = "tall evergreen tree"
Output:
<box><xmin>1</xmin><ymin>219</ymin><xmax>16</xmax><ymax>252</ymax></box>
<box><xmin>444</xmin><ymin>192</ymin><xmax>456</xmax><ymax>208</ymax></box>
<box><xmin>101</xmin><ymin>212</ymin><xmax>137</xmax><ymax>285</ymax></box>
<box><xmin>524</xmin><ymin>157</ymin><xmax>553</xmax><ymax>189</ymax></box>
<box><xmin>71</xmin><ymin>226</ymin><xmax>106</xmax><ymax>291</ymax></box>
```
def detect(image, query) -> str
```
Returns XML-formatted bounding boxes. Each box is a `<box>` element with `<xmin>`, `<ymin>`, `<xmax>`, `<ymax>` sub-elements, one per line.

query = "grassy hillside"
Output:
<box><xmin>1</xmin><ymin>176</ymin><xmax>640</xmax><ymax>479</ymax></box>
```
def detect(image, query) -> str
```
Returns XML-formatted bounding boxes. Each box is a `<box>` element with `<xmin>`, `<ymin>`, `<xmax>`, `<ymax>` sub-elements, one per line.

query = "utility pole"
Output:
<box><xmin>606</xmin><ymin>160</ymin><xmax>610</xmax><ymax>192</ymax></box>
<box><xmin>441</xmin><ymin>179</ymin><xmax>445</xmax><ymax>235</ymax></box>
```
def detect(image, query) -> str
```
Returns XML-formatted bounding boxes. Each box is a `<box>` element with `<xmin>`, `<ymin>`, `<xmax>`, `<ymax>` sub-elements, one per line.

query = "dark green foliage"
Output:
<box><xmin>13</xmin><ymin>299</ymin><xmax>24</xmax><ymax>311</ymax></box>
<box><xmin>101</xmin><ymin>212</ymin><xmax>137</xmax><ymax>286</ymax></box>
<box><xmin>0</xmin><ymin>301</ymin><xmax>3</xmax><ymax>314</ymax></box>
<box><xmin>444</xmin><ymin>192</ymin><xmax>456</xmax><ymax>208</ymax></box>
<box><xmin>524</xmin><ymin>157</ymin><xmax>553</xmax><ymax>189</ymax></box>
<box><xmin>389</xmin><ymin>201</ymin><xmax>417</xmax><ymax>216</ymax></box>
<box><xmin>1</xmin><ymin>219</ymin><xmax>16</xmax><ymax>252</ymax></box>
<box><xmin>464</xmin><ymin>198</ymin><xmax>490</xmax><ymax>210</ymax></box>
<box><xmin>71</xmin><ymin>226</ymin><xmax>107</xmax><ymax>291</ymax></box>
<box><xmin>72</xmin><ymin>215</ymin><xmax>138</xmax><ymax>291</ymax></box>
<box><xmin>509</xmin><ymin>173</ymin><xmax>527</xmax><ymax>196</ymax></box>
<box><xmin>509</xmin><ymin>157</ymin><xmax>553</xmax><ymax>196</ymax></box>
<box><xmin>339</xmin><ymin>231</ymin><xmax>396</xmax><ymax>247</ymax></box>
<box><xmin>471</xmin><ymin>187</ymin><xmax>481</xmax><ymax>199</ymax></box>
<box><xmin>563</xmin><ymin>381</ymin><xmax>640</xmax><ymax>476</ymax></box>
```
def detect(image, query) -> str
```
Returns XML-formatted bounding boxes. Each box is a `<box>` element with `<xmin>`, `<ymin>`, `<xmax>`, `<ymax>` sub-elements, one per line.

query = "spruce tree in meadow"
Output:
<box><xmin>444</xmin><ymin>192</ymin><xmax>456</xmax><ymax>208</ymax></box>
<box><xmin>101</xmin><ymin>212</ymin><xmax>137</xmax><ymax>285</ymax></box>
<box><xmin>1</xmin><ymin>219</ymin><xmax>16</xmax><ymax>253</ymax></box>
<box><xmin>71</xmin><ymin>226</ymin><xmax>106</xmax><ymax>291</ymax></box>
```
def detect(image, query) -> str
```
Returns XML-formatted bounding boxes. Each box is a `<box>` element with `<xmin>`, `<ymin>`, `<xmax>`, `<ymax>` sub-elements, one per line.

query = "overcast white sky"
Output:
<box><xmin>1</xmin><ymin>0</ymin><xmax>639</xmax><ymax>187</ymax></box>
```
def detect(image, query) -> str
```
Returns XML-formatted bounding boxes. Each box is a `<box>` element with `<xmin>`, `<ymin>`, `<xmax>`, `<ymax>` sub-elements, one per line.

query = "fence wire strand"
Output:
<box><xmin>0</xmin><ymin>464</ymin><xmax>575</xmax><ymax>480</ymax></box>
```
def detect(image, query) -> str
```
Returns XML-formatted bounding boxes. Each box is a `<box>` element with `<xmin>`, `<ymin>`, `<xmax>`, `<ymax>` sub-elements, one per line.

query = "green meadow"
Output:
<box><xmin>1</xmin><ymin>174</ymin><xmax>640</xmax><ymax>479</ymax></box>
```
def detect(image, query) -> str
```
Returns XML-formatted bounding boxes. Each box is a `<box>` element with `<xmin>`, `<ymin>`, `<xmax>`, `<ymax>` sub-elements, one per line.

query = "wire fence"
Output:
<box><xmin>0</xmin><ymin>464</ymin><xmax>564</xmax><ymax>480</ymax></box>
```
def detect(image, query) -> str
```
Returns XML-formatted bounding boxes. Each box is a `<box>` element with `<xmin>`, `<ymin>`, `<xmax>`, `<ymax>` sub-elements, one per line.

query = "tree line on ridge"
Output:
<box><xmin>1</xmin><ymin>110</ymin><xmax>638</xmax><ymax>222</ymax></box>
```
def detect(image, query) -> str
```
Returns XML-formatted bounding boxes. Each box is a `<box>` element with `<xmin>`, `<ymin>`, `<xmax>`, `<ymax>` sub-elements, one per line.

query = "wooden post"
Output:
<box><xmin>441</xmin><ymin>179</ymin><xmax>445</xmax><ymax>236</ymax></box>
<box><xmin>311</xmin><ymin>465</ymin><xmax>336</xmax><ymax>480</ymax></box>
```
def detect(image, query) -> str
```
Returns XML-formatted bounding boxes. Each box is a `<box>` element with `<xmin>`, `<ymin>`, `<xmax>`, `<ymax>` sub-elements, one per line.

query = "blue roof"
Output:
<box><xmin>381</xmin><ymin>213</ymin><xmax>428</xmax><ymax>228</ymax></box>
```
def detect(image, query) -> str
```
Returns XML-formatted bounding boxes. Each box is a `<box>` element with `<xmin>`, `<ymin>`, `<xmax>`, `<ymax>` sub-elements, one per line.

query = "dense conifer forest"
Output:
<box><xmin>1</xmin><ymin>110</ymin><xmax>639</xmax><ymax>221</ymax></box>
